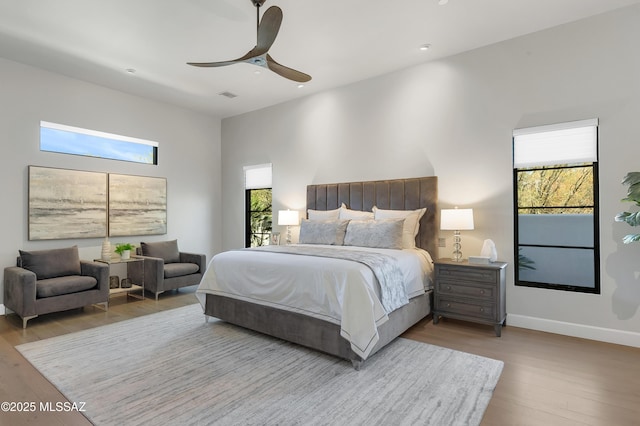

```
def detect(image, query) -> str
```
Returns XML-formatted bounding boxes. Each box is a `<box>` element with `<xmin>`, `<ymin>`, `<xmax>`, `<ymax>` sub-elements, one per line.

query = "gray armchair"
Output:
<box><xmin>4</xmin><ymin>246</ymin><xmax>109</xmax><ymax>328</ymax></box>
<box><xmin>129</xmin><ymin>240</ymin><xmax>206</xmax><ymax>300</ymax></box>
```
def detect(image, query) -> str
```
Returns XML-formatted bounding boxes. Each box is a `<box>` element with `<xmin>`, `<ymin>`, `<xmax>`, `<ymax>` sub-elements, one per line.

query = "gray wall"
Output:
<box><xmin>220</xmin><ymin>5</ymin><xmax>640</xmax><ymax>346</ymax></box>
<box><xmin>0</xmin><ymin>57</ymin><xmax>222</xmax><ymax>307</ymax></box>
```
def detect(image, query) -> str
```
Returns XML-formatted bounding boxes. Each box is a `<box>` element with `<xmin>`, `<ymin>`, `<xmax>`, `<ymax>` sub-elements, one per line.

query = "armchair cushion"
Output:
<box><xmin>36</xmin><ymin>275</ymin><xmax>98</xmax><ymax>298</ymax></box>
<box><xmin>19</xmin><ymin>246</ymin><xmax>81</xmax><ymax>280</ymax></box>
<box><xmin>163</xmin><ymin>263</ymin><xmax>200</xmax><ymax>279</ymax></box>
<box><xmin>140</xmin><ymin>240</ymin><xmax>180</xmax><ymax>264</ymax></box>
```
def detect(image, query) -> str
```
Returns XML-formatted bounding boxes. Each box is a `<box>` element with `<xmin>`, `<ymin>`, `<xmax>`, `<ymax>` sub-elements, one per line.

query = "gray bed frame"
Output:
<box><xmin>205</xmin><ymin>176</ymin><xmax>438</xmax><ymax>369</ymax></box>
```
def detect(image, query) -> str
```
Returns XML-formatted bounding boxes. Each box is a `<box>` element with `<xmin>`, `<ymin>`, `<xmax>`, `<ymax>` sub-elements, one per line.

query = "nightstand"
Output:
<box><xmin>433</xmin><ymin>259</ymin><xmax>507</xmax><ymax>336</ymax></box>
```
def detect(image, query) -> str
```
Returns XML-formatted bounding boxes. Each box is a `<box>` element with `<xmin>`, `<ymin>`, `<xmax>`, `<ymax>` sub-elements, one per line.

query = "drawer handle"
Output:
<box><xmin>446</xmin><ymin>303</ymin><xmax>451</xmax><ymax>308</ymax></box>
<box><xmin>447</xmin><ymin>286</ymin><xmax>452</xmax><ymax>291</ymax></box>
<box><xmin>479</xmin><ymin>307</ymin><xmax>484</xmax><ymax>312</ymax></box>
<box><xmin>480</xmin><ymin>290</ymin><xmax>485</xmax><ymax>295</ymax></box>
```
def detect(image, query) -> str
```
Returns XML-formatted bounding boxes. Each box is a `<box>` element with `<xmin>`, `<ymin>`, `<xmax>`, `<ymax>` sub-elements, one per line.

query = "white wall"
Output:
<box><xmin>0</xmin><ymin>57</ymin><xmax>222</xmax><ymax>306</ymax></box>
<box><xmin>221</xmin><ymin>5</ymin><xmax>640</xmax><ymax>346</ymax></box>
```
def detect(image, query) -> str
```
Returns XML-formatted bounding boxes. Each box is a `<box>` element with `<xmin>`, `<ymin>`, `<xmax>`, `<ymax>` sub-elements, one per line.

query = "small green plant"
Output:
<box><xmin>615</xmin><ymin>172</ymin><xmax>640</xmax><ymax>244</ymax></box>
<box><xmin>114</xmin><ymin>243</ymin><xmax>134</xmax><ymax>255</ymax></box>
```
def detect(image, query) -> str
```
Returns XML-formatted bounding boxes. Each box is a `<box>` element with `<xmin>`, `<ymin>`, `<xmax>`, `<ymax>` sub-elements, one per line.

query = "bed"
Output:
<box><xmin>196</xmin><ymin>176</ymin><xmax>438</xmax><ymax>369</ymax></box>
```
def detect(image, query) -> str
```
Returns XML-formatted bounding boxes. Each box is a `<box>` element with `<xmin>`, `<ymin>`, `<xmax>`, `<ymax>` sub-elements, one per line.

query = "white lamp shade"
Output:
<box><xmin>278</xmin><ymin>210</ymin><xmax>299</xmax><ymax>226</ymax></box>
<box><xmin>440</xmin><ymin>208</ymin><xmax>474</xmax><ymax>230</ymax></box>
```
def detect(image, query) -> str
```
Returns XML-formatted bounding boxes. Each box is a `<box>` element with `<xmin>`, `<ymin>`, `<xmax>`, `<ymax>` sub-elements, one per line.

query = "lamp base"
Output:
<box><xmin>451</xmin><ymin>230</ymin><xmax>463</xmax><ymax>262</ymax></box>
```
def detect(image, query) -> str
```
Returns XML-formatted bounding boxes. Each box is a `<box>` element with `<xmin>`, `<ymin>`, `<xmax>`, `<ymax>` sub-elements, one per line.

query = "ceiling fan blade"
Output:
<box><xmin>187</xmin><ymin>44</ymin><xmax>265</xmax><ymax>67</ymax></box>
<box><xmin>266</xmin><ymin>54</ymin><xmax>311</xmax><ymax>83</ymax></box>
<box><xmin>187</xmin><ymin>60</ymin><xmax>240</xmax><ymax>68</ymax></box>
<box><xmin>256</xmin><ymin>6</ymin><xmax>282</xmax><ymax>52</ymax></box>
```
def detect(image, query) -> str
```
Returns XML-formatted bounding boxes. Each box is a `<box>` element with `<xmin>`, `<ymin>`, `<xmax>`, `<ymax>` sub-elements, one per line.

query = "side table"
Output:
<box><xmin>95</xmin><ymin>257</ymin><xmax>145</xmax><ymax>300</ymax></box>
<box><xmin>433</xmin><ymin>258</ymin><xmax>507</xmax><ymax>336</ymax></box>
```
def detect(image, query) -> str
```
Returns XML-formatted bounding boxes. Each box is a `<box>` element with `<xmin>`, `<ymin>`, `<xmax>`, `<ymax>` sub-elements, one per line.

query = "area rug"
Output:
<box><xmin>17</xmin><ymin>304</ymin><xmax>503</xmax><ymax>426</ymax></box>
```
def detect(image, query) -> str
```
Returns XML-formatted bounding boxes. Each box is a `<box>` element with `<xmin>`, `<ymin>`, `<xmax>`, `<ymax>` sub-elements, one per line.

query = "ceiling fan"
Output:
<box><xmin>187</xmin><ymin>0</ymin><xmax>311</xmax><ymax>83</ymax></box>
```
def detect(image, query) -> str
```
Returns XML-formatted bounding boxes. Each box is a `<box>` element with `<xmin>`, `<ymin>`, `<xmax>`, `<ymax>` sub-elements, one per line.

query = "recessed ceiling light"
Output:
<box><xmin>297</xmin><ymin>84</ymin><xmax>305</xmax><ymax>89</ymax></box>
<box><xmin>420</xmin><ymin>44</ymin><xmax>432</xmax><ymax>51</ymax></box>
<box><xmin>438</xmin><ymin>0</ymin><xmax>449</xmax><ymax>5</ymax></box>
<box><xmin>125</xmin><ymin>68</ymin><xmax>136</xmax><ymax>74</ymax></box>
<box><xmin>254</xmin><ymin>70</ymin><xmax>261</xmax><ymax>75</ymax></box>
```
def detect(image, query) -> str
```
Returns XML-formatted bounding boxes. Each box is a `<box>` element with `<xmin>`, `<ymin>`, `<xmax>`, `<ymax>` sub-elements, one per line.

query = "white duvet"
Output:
<box><xmin>196</xmin><ymin>244</ymin><xmax>433</xmax><ymax>359</ymax></box>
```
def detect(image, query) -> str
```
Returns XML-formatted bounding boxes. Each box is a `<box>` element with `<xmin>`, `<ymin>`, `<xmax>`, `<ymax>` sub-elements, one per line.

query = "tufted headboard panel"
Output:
<box><xmin>306</xmin><ymin>176</ymin><xmax>438</xmax><ymax>258</ymax></box>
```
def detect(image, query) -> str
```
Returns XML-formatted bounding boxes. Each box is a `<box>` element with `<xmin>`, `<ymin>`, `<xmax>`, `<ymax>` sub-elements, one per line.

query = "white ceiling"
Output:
<box><xmin>0</xmin><ymin>0</ymin><xmax>638</xmax><ymax>118</ymax></box>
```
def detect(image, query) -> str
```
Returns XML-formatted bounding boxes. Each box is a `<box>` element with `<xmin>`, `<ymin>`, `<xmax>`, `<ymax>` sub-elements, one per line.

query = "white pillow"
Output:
<box><xmin>343</xmin><ymin>219</ymin><xmax>404</xmax><ymax>249</ymax></box>
<box><xmin>373</xmin><ymin>206</ymin><xmax>427</xmax><ymax>249</ymax></box>
<box><xmin>339</xmin><ymin>207</ymin><xmax>374</xmax><ymax>220</ymax></box>
<box><xmin>307</xmin><ymin>203</ymin><xmax>345</xmax><ymax>221</ymax></box>
<box><xmin>299</xmin><ymin>219</ymin><xmax>350</xmax><ymax>245</ymax></box>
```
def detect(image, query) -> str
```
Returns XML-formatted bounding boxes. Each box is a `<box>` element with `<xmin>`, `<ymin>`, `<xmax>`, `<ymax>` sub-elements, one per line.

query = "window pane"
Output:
<box><xmin>40</xmin><ymin>121</ymin><xmax>157</xmax><ymax>165</ymax></box>
<box><xmin>246</xmin><ymin>188</ymin><xmax>272</xmax><ymax>248</ymax></box>
<box><xmin>518</xmin><ymin>246</ymin><xmax>595</xmax><ymax>288</ymax></box>
<box><xmin>518</xmin><ymin>214</ymin><xmax>594</xmax><ymax>246</ymax></box>
<box><xmin>516</xmin><ymin>166</ymin><xmax>593</xmax><ymax>209</ymax></box>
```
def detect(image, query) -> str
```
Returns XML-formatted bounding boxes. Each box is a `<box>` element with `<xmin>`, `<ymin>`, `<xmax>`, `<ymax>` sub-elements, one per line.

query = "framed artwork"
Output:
<box><xmin>108</xmin><ymin>173</ymin><xmax>167</xmax><ymax>237</ymax></box>
<box><xmin>28</xmin><ymin>166</ymin><xmax>108</xmax><ymax>240</ymax></box>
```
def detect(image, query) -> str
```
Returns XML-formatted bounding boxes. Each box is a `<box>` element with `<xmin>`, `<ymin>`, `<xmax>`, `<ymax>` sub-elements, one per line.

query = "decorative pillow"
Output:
<box><xmin>339</xmin><ymin>207</ymin><xmax>374</xmax><ymax>221</ymax></box>
<box><xmin>19</xmin><ymin>246</ymin><xmax>81</xmax><ymax>280</ymax></box>
<box><xmin>141</xmin><ymin>240</ymin><xmax>180</xmax><ymax>263</ymax></box>
<box><xmin>307</xmin><ymin>203</ymin><xmax>346</xmax><ymax>221</ymax></box>
<box><xmin>343</xmin><ymin>219</ymin><xmax>404</xmax><ymax>249</ymax></box>
<box><xmin>373</xmin><ymin>206</ymin><xmax>427</xmax><ymax>249</ymax></box>
<box><xmin>299</xmin><ymin>219</ymin><xmax>350</xmax><ymax>245</ymax></box>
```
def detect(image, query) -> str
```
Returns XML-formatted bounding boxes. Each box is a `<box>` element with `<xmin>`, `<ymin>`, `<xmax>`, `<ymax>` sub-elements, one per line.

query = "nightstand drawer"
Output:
<box><xmin>437</xmin><ymin>281</ymin><xmax>495</xmax><ymax>300</ymax></box>
<box><xmin>436</xmin><ymin>298</ymin><xmax>496</xmax><ymax>321</ymax></box>
<box><xmin>436</xmin><ymin>266</ymin><xmax>497</xmax><ymax>284</ymax></box>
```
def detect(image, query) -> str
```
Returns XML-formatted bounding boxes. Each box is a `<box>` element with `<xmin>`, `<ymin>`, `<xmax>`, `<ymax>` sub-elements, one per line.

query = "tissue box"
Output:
<box><xmin>468</xmin><ymin>256</ymin><xmax>491</xmax><ymax>265</ymax></box>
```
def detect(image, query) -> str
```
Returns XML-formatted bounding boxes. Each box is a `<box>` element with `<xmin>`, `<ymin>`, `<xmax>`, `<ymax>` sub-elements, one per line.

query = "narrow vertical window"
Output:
<box><xmin>513</xmin><ymin>119</ymin><xmax>600</xmax><ymax>293</ymax></box>
<box><xmin>244</xmin><ymin>164</ymin><xmax>273</xmax><ymax>247</ymax></box>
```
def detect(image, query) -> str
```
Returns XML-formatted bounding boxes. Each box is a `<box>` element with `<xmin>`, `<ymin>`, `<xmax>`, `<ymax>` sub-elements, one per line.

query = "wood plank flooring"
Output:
<box><xmin>1</xmin><ymin>287</ymin><xmax>639</xmax><ymax>426</ymax></box>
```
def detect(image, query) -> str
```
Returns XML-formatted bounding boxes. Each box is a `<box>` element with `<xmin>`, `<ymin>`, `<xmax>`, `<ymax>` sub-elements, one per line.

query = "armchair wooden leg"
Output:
<box><xmin>93</xmin><ymin>302</ymin><xmax>108</xmax><ymax>312</ymax></box>
<box><xmin>22</xmin><ymin>315</ymin><xmax>38</xmax><ymax>329</ymax></box>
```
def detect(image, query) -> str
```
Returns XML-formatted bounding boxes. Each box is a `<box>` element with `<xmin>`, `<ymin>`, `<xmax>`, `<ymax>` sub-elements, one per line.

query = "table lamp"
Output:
<box><xmin>278</xmin><ymin>209</ymin><xmax>299</xmax><ymax>245</ymax></box>
<box><xmin>440</xmin><ymin>208</ymin><xmax>474</xmax><ymax>262</ymax></box>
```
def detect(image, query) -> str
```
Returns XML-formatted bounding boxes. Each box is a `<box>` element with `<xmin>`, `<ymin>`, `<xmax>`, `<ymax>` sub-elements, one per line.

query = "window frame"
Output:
<box><xmin>243</xmin><ymin>163</ymin><xmax>273</xmax><ymax>248</ymax></box>
<box><xmin>245</xmin><ymin>188</ymin><xmax>273</xmax><ymax>248</ymax></box>
<box><xmin>513</xmin><ymin>121</ymin><xmax>600</xmax><ymax>294</ymax></box>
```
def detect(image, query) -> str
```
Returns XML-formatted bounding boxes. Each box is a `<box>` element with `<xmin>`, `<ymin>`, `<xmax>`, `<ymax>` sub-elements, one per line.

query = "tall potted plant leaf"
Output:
<box><xmin>614</xmin><ymin>172</ymin><xmax>640</xmax><ymax>244</ymax></box>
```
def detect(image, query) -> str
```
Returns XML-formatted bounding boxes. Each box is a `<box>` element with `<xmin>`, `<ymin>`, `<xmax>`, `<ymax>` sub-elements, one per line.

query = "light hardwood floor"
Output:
<box><xmin>1</xmin><ymin>287</ymin><xmax>639</xmax><ymax>426</ymax></box>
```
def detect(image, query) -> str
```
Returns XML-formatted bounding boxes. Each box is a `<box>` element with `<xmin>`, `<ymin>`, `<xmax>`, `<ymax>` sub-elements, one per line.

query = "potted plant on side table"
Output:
<box><xmin>114</xmin><ymin>243</ymin><xmax>135</xmax><ymax>260</ymax></box>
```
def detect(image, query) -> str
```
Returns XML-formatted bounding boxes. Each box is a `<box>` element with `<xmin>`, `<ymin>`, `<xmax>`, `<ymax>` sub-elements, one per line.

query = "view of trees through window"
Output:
<box><xmin>246</xmin><ymin>188</ymin><xmax>272</xmax><ymax>247</ymax></box>
<box><xmin>516</xmin><ymin>164</ymin><xmax>593</xmax><ymax>214</ymax></box>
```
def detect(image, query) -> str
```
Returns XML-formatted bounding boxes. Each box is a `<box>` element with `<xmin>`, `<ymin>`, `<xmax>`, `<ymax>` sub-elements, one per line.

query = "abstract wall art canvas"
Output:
<box><xmin>28</xmin><ymin>166</ymin><xmax>108</xmax><ymax>240</ymax></box>
<box><xmin>108</xmin><ymin>173</ymin><xmax>167</xmax><ymax>237</ymax></box>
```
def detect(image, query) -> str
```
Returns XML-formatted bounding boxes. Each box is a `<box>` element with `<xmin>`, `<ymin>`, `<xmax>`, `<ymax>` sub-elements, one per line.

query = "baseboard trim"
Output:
<box><xmin>508</xmin><ymin>314</ymin><xmax>640</xmax><ymax>348</ymax></box>
<box><xmin>0</xmin><ymin>304</ymin><xmax>5</xmax><ymax>315</ymax></box>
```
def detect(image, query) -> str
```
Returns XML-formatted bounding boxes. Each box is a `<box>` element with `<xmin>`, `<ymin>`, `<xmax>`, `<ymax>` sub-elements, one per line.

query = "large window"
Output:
<box><xmin>244</xmin><ymin>164</ymin><xmax>272</xmax><ymax>247</ymax></box>
<box><xmin>513</xmin><ymin>119</ymin><xmax>600</xmax><ymax>293</ymax></box>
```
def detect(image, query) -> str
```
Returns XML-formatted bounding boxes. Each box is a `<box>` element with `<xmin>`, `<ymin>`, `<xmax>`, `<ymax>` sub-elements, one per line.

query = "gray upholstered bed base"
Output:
<box><xmin>205</xmin><ymin>291</ymin><xmax>431</xmax><ymax>369</ymax></box>
<box><xmin>205</xmin><ymin>176</ymin><xmax>438</xmax><ymax>369</ymax></box>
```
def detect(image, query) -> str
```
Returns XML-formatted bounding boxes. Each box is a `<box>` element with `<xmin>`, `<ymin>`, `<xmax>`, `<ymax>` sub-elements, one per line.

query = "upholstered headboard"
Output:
<box><xmin>306</xmin><ymin>176</ymin><xmax>438</xmax><ymax>258</ymax></box>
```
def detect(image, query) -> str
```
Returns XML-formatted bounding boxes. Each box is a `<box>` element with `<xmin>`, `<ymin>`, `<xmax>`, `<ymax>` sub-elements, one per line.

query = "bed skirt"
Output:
<box><xmin>204</xmin><ymin>290</ymin><xmax>432</xmax><ymax>369</ymax></box>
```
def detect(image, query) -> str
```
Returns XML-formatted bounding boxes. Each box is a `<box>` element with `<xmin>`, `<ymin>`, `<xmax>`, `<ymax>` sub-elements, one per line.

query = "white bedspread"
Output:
<box><xmin>196</xmin><ymin>244</ymin><xmax>433</xmax><ymax>359</ymax></box>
